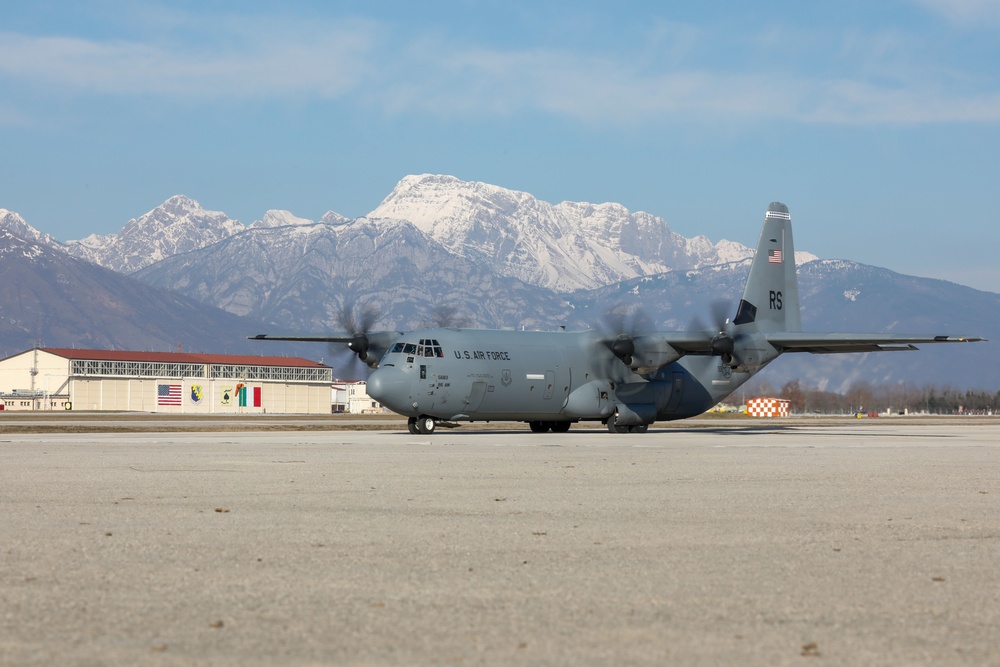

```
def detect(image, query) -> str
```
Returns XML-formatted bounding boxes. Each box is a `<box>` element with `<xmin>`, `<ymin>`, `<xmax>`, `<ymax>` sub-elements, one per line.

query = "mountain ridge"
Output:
<box><xmin>1</xmin><ymin>177</ymin><xmax>994</xmax><ymax>388</ymax></box>
<box><xmin>368</xmin><ymin>174</ymin><xmax>763</xmax><ymax>291</ymax></box>
<box><xmin>0</xmin><ymin>227</ymin><xmax>313</xmax><ymax>360</ymax></box>
<box><xmin>16</xmin><ymin>175</ymin><xmax>818</xmax><ymax>292</ymax></box>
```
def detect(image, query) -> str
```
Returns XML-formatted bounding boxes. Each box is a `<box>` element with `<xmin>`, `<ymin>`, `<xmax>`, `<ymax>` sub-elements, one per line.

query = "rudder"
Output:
<box><xmin>732</xmin><ymin>202</ymin><xmax>801</xmax><ymax>333</ymax></box>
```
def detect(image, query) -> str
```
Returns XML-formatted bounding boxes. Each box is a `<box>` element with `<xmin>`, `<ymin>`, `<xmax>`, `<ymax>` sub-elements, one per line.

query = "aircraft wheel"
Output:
<box><xmin>529</xmin><ymin>421</ymin><xmax>548</xmax><ymax>433</ymax></box>
<box><xmin>629</xmin><ymin>423</ymin><xmax>649</xmax><ymax>434</ymax></box>
<box><xmin>551</xmin><ymin>421</ymin><xmax>571</xmax><ymax>433</ymax></box>
<box><xmin>417</xmin><ymin>416</ymin><xmax>437</xmax><ymax>434</ymax></box>
<box><xmin>407</xmin><ymin>417</ymin><xmax>419</xmax><ymax>434</ymax></box>
<box><xmin>606</xmin><ymin>415</ymin><xmax>629</xmax><ymax>434</ymax></box>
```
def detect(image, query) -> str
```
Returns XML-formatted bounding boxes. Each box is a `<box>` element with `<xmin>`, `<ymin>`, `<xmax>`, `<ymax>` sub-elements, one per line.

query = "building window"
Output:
<box><xmin>71</xmin><ymin>360</ymin><xmax>206</xmax><ymax>378</ymax></box>
<box><xmin>67</xmin><ymin>359</ymin><xmax>331</xmax><ymax>383</ymax></box>
<box><xmin>209</xmin><ymin>364</ymin><xmax>332</xmax><ymax>383</ymax></box>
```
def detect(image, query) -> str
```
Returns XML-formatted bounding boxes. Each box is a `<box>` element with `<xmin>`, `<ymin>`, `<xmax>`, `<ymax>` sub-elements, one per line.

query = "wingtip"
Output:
<box><xmin>934</xmin><ymin>336</ymin><xmax>987</xmax><ymax>342</ymax></box>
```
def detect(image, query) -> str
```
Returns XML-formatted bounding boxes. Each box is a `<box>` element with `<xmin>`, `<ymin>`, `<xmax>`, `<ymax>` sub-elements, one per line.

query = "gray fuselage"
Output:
<box><xmin>366</xmin><ymin>328</ymin><xmax>776</xmax><ymax>424</ymax></box>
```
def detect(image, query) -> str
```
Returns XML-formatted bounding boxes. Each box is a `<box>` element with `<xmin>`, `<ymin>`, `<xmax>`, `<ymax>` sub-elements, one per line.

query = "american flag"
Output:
<box><xmin>768</xmin><ymin>249</ymin><xmax>783</xmax><ymax>264</ymax></box>
<box><xmin>157</xmin><ymin>383</ymin><xmax>182</xmax><ymax>406</ymax></box>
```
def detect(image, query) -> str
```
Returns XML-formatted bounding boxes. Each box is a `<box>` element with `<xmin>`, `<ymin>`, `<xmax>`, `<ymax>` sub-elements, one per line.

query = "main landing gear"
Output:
<box><xmin>528</xmin><ymin>421</ymin><xmax>572</xmax><ymax>433</ymax></box>
<box><xmin>605</xmin><ymin>413</ymin><xmax>650</xmax><ymax>434</ymax></box>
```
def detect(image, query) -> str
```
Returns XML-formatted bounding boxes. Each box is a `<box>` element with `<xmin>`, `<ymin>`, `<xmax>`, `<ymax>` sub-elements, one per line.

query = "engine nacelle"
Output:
<box><xmin>631</xmin><ymin>338</ymin><xmax>682</xmax><ymax>373</ymax></box>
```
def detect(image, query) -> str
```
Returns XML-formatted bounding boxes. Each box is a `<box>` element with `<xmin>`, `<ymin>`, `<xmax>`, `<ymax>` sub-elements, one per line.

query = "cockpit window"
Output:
<box><xmin>389</xmin><ymin>340</ymin><xmax>444</xmax><ymax>358</ymax></box>
<box><xmin>389</xmin><ymin>342</ymin><xmax>422</xmax><ymax>356</ymax></box>
<box><xmin>418</xmin><ymin>338</ymin><xmax>444</xmax><ymax>357</ymax></box>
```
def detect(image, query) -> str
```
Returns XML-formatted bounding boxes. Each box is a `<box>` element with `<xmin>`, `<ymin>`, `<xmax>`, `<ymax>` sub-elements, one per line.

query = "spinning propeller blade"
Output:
<box><xmin>691</xmin><ymin>299</ymin><xmax>740</xmax><ymax>366</ymax></box>
<box><xmin>331</xmin><ymin>301</ymin><xmax>382</xmax><ymax>372</ymax></box>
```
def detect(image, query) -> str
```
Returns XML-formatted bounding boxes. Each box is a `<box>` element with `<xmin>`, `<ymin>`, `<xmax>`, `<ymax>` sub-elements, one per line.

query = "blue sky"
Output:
<box><xmin>2</xmin><ymin>0</ymin><xmax>999</xmax><ymax>291</ymax></box>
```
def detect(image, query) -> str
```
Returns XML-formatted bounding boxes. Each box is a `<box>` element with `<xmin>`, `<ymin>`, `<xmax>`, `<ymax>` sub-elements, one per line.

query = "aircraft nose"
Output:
<box><xmin>367</xmin><ymin>367</ymin><xmax>409</xmax><ymax>407</ymax></box>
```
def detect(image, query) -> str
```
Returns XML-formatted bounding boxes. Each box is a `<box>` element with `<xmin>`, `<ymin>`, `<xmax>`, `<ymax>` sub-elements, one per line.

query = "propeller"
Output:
<box><xmin>332</xmin><ymin>301</ymin><xmax>382</xmax><ymax>374</ymax></box>
<box><xmin>598</xmin><ymin>304</ymin><xmax>653</xmax><ymax>368</ymax></box>
<box><xmin>693</xmin><ymin>300</ymin><xmax>739</xmax><ymax>367</ymax></box>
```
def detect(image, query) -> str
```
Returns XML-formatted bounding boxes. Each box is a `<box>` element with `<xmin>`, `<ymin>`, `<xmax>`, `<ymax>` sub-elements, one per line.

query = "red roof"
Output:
<box><xmin>41</xmin><ymin>348</ymin><xmax>328</xmax><ymax>368</ymax></box>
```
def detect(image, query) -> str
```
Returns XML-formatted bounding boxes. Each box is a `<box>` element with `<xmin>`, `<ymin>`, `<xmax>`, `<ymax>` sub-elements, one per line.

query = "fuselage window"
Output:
<box><xmin>403</xmin><ymin>343</ymin><xmax>417</xmax><ymax>355</ymax></box>
<box><xmin>390</xmin><ymin>342</ymin><xmax>405</xmax><ymax>354</ymax></box>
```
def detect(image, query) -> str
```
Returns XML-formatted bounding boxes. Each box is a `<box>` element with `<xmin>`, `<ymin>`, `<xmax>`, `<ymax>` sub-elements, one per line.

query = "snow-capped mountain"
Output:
<box><xmin>61</xmin><ymin>196</ymin><xmax>355</xmax><ymax>275</ymax></box>
<box><xmin>369</xmin><ymin>174</ymin><xmax>773</xmax><ymax>291</ymax></box>
<box><xmin>134</xmin><ymin>216</ymin><xmax>574</xmax><ymax>332</ymax></box>
<box><xmin>248</xmin><ymin>209</ymin><xmax>316</xmax><ymax>230</ymax></box>
<box><xmin>65</xmin><ymin>195</ymin><xmax>246</xmax><ymax>273</ymax></box>
<box><xmin>56</xmin><ymin>176</ymin><xmax>814</xmax><ymax>293</ymax></box>
<box><xmin>0</xmin><ymin>209</ymin><xmax>61</xmax><ymax>248</ymax></box>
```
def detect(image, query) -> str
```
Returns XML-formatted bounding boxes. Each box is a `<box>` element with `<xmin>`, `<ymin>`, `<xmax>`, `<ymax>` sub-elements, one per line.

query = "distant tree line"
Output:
<box><xmin>743</xmin><ymin>380</ymin><xmax>999</xmax><ymax>415</ymax></box>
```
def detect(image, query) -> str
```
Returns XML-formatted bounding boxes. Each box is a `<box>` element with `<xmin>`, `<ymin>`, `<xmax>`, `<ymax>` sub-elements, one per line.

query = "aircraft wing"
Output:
<box><xmin>626</xmin><ymin>331</ymin><xmax>985</xmax><ymax>370</ymax></box>
<box><xmin>250</xmin><ymin>332</ymin><xmax>405</xmax><ymax>364</ymax></box>
<box><xmin>765</xmin><ymin>333</ymin><xmax>986</xmax><ymax>354</ymax></box>
<box><xmin>252</xmin><ymin>333</ymin><xmax>355</xmax><ymax>343</ymax></box>
<box><xmin>250</xmin><ymin>332</ymin><xmax>404</xmax><ymax>344</ymax></box>
<box><xmin>618</xmin><ymin>332</ymin><xmax>717</xmax><ymax>371</ymax></box>
<box><xmin>634</xmin><ymin>332</ymin><xmax>715</xmax><ymax>355</ymax></box>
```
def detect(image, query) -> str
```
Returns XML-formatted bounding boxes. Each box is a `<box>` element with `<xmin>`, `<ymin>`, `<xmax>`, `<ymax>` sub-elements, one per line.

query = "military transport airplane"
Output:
<box><xmin>252</xmin><ymin>202</ymin><xmax>984</xmax><ymax>434</ymax></box>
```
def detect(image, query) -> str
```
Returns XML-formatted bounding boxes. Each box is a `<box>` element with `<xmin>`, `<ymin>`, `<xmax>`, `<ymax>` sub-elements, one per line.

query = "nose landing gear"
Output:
<box><xmin>408</xmin><ymin>416</ymin><xmax>437</xmax><ymax>434</ymax></box>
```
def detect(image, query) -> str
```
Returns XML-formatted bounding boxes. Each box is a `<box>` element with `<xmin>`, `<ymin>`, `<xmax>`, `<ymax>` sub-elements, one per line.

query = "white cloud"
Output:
<box><xmin>377</xmin><ymin>43</ymin><xmax>1000</xmax><ymax>125</ymax></box>
<box><xmin>2</xmin><ymin>11</ymin><xmax>999</xmax><ymax>126</ymax></box>
<box><xmin>795</xmin><ymin>79</ymin><xmax>1000</xmax><ymax>123</ymax></box>
<box><xmin>0</xmin><ymin>20</ymin><xmax>376</xmax><ymax>99</ymax></box>
<box><xmin>913</xmin><ymin>0</ymin><xmax>1000</xmax><ymax>27</ymax></box>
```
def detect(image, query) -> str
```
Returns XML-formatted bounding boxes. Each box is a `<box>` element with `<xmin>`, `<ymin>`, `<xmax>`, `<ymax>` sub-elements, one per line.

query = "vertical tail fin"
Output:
<box><xmin>732</xmin><ymin>202</ymin><xmax>801</xmax><ymax>333</ymax></box>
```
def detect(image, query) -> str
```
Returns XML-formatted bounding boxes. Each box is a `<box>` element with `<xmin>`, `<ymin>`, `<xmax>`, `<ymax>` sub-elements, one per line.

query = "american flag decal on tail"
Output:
<box><xmin>768</xmin><ymin>249</ymin><xmax>783</xmax><ymax>264</ymax></box>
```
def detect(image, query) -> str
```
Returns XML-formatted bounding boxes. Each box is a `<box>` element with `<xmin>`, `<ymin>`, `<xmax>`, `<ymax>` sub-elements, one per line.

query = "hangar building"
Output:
<box><xmin>0</xmin><ymin>348</ymin><xmax>333</xmax><ymax>414</ymax></box>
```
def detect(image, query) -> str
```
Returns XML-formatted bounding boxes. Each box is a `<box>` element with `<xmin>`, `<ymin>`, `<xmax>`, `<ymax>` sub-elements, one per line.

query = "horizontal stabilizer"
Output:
<box><xmin>767</xmin><ymin>333</ymin><xmax>986</xmax><ymax>354</ymax></box>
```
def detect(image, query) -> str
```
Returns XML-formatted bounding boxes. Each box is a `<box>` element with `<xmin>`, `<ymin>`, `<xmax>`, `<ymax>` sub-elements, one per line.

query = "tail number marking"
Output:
<box><xmin>769</xmin><ymin>290</ymin><xmax>783</xmax><ymax>310</ymax></box>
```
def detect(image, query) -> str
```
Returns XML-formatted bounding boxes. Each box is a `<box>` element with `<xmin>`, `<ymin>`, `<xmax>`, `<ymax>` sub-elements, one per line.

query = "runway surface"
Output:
<box><xmin>2</xmin><ymin>421</ymin><xmax>998</xmax><ymax>665</ymax></box>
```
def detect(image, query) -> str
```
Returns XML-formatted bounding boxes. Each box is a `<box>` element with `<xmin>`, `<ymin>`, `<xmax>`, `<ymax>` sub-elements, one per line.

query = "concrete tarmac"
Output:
<box><xmin>1</xmin><ymin>421</ymin><xmax>998</xmax><ymax>666</ymax></box>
